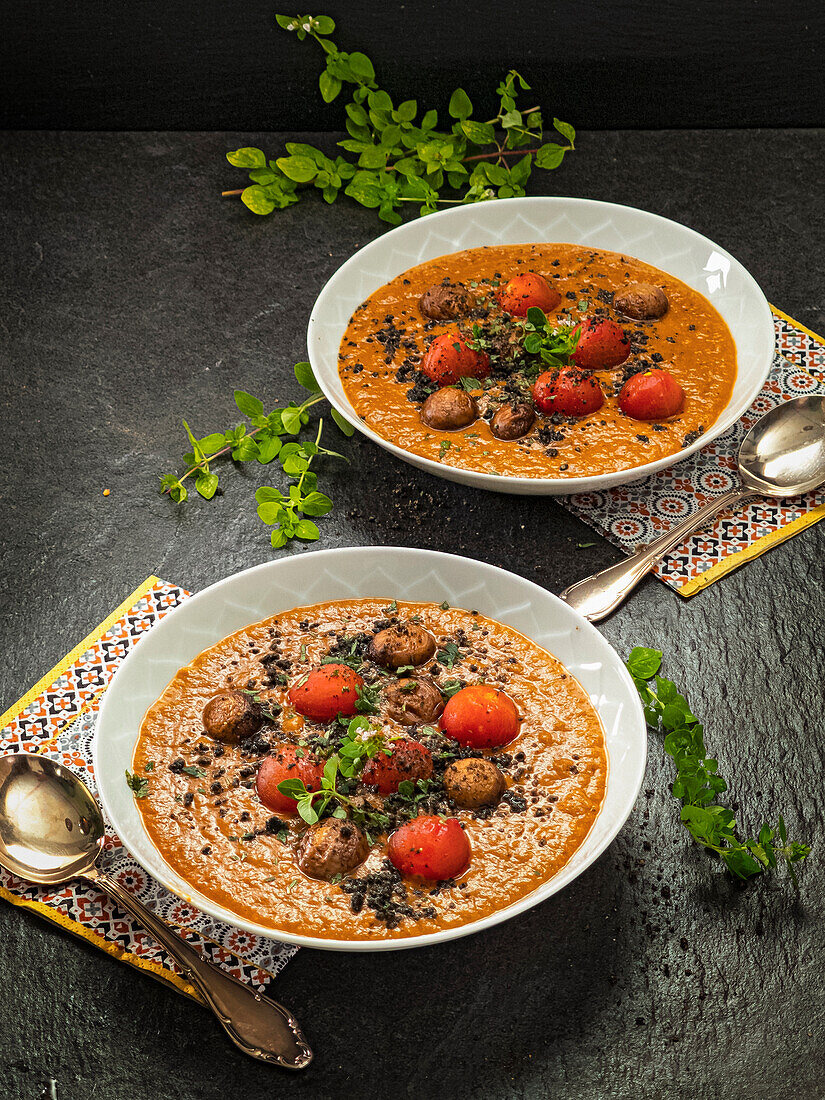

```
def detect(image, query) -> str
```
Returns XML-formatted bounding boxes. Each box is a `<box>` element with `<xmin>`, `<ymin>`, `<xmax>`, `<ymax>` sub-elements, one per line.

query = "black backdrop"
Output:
<box><xmin>2</xmin><ymin>0</ymin><xmax>824</xmax><ymax>130</ymax></box>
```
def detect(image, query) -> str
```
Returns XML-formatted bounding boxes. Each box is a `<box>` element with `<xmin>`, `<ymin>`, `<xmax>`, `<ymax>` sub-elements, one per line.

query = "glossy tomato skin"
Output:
<box><xmin>362</xmin><ymin>738</ymin><xmax>433</xmax><ymax>794</ymax></box>
<box><xmin>572</xmin><ymin>319</ymin><xmax>630</xmax><ymax>370</ymax></box>
<box><xmin>256</xmin><ymin>745</ymin><xmax>323</xmax><ymax>814</ymax></box>
<box><xmin>532</xmin><ymin>369</ymin><xmax>604</xmax><ymax>418</ymax></box>
<box><xmin>288</xmin><ymin>663</ymin><xmax>363</xmax><ymax>722</ymax></box>
<box><xmin>618</xmin><ymin>368</ymin><xmax>685</xmax><ymax>420</ymax></box>
<box><xmin>421</xmin><ymin>331</ymin><xmax>490</xmax><ymax>387</ymax></box>
<box><xmin>498</xmin><ymin>273</ymin><xmax>561</xmax><ymax>317</ymax></box>
<box><xmin>440</xmin><ymin>684</ymin><xmax>520</xmax><ymax>749</ymax></box>
<box><xmin>387</xmin><ymin>815</ymin><xmax>471</xmax><ymax>880</ymax></box>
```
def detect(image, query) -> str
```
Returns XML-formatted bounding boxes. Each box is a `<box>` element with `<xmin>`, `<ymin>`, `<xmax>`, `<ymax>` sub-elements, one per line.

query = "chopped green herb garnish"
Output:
<box><xmin>125</xmin><ymin>770</ymin><xmax>149</xmax><ymax>798</ymax></box>
<box><xmin>436</xmin><ymin>641</ymin><xmax>461</xmax><ymax>668</ymax></box>
<box><xmin>355</xmin><ymin>681</ymin><xmax>381</xmax><ymax>714</ymax></box>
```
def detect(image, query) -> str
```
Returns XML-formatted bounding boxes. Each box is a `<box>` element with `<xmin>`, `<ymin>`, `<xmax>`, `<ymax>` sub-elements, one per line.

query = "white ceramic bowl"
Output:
<box><xmin>308</xmin><ymin>196</ymin><xmax>774</xmax><ymax>495</ymax></box>
<box><xmin>94</xmin><ymin>547</ymin><xmax>646</xmax><ymax>951</ymax></box>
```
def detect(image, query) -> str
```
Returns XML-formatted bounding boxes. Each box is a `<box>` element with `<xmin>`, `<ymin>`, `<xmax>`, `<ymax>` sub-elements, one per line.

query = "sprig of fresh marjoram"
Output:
<box><xmin>159</xmin><ymin>362</ymin><xmax>354</xmax><ymax>548</ymax></box>
<box><xmin>521</xmin><ymin>306</ymin><xmax>582</xmax><ymax>372</ymax></box>
<box><xmin>224</xmin><ymin>14</ymin><xmax>575</xmax><ymax>222</ymax></box>
<box><xmin>627</xmin><ymin>648</ymin><xmax>810</xmax><ymax>883</ymax></box>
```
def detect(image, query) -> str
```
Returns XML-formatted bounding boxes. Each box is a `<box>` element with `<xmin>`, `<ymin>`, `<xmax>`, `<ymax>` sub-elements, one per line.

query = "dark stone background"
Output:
<box><xmin>1</xmin><ymin>129</ymin><xmax>824</xmax><ymax>1098</ymax></box>
<box><xmin>2</xmin><ymin>0</ymin><xmax>825</xmax><ymax>130</ymax></box>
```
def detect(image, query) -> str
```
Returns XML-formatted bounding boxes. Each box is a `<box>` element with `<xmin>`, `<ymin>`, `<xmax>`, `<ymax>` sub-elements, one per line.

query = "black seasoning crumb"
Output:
<box><xmin>201</xmin><ymin>846</ymin><xmax>212</xmax><ymax>855</ymax></box>
<box><xmin>169</xmin><ymin>758</ymin><xmax>185</xmax><ymax>774</ymax></box>
<box><xmin>210</xmin><ymin>780</ymin><xmax>223</xmax><ymax>794</ymax></box>
<box><xmin>502</xmin><ymin>790</ymin><xmax>527</xmax><ymax>813</ymax></box>
<box><xmin>240</xmin><ymin>732</ymin><xmax>271</xmax><ymax>756</ymax></box>
<box><xmin>182</xmin><ymin>792</ymin><xmax>194</xmax><ymax>808</ymax></box>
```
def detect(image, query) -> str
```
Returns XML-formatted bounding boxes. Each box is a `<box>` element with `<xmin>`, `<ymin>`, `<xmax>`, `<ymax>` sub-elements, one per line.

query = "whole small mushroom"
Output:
<box><xmin>420</xmin><ymin>387</ymin><xmax>478</xmax><ymax>431</ymax></box>
<box><xmin>613</xmin><ymin>282</ymin><xmax>669</xmax><ymax>321</ymax></box>
<box><xmin>384</xmin><ymin>676</ymin><xmax>445</xmax><ymax>726</ymax></box>
<box><xmin>296</xmin><ymin>818</ymin><xmax>370</xmax><ymax>881</ymax></box>
<box><xmin>443</xmin><ymin>758</ymin><xmax>506</xmax><ymax>809</ymax></box>
<box><xmin>419</xmin><ymin>281</ymin><xmax>474</xmax><ymax>321</ymax></box>
<box><xmin>370</xmin><ymin>621</ymin><xmax>437</xmax><ymax>669</ymax></box>
<box><xmin>202</xmin><ymin>690</ymin><xmax>263</xmax><ymax>742</ymax></box>
<box><xmin>490</xmin><ymin>402</ymin><xmax>536</xmax><ymax>441</ymax></box>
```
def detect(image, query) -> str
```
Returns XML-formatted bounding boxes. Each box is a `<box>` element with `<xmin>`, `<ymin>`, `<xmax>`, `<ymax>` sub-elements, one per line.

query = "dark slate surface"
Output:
<box><xmin>3</xmin><ymin>0</ymin><xmax>825</xmax><ymax>130</ymax></box>
<box><xmin>1</xmin><ymin>130</ymin><xmax>823</xmax><ymax>1100</ymax></box>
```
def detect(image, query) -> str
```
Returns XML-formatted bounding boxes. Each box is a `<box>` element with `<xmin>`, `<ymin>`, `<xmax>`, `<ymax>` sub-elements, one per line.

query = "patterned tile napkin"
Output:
<box><xmin>0</xmin><ymin>577</ymin><xmax>297</xmax><ymax>1004</ymax></box>
<box><xmin>562</xmin><ymin>309</ymin><xmax>825</xmax><ymax>596</ymax></box>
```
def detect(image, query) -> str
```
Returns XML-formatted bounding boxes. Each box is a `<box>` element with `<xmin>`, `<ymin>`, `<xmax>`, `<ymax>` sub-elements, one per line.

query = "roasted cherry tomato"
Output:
<box><xmin>362</xmin><ymin>738</ymin><xmax>433</xmax><ymax>794</ymax></box>
<box><xmin>421</xmin><ymin>331</ymin><xmax>490</xmax><ymax>387</ymax></box>
<box><xmin>498</xmin><ymin>273</ymin><xmax>561</xmax><ymax>317</ymax></box>
<box><xmin>256</xmin><ymin>745</ymin><xmax>323</xmax><ymax>814</ymax></box>
<box><xmin>532</xmin><ymin>369</ymin><xmax>604</xmax><ymax>418</ymax></box>
<box><xmin>387</xmin><ymin>815</ymin><xmax>471</xmax><ymax>880</ymax></box>
<box><xmin>288</xmin><ymin>663</ymin><xmax>363</xmax><ymax>722</ymax></box>
<box><xmin>440</xmin><ymin>684</ymin><xmax>520</xmax><ymax>749</ymax></box>
<box><xmin>572</xmin><ymin>318</ymin><xmax>630</xmax><ymax>370</ymax></box>
<box><xmin>618</xmin><ymin>368</ymin><xmax>685</xmax><ymax>420</ymax></box>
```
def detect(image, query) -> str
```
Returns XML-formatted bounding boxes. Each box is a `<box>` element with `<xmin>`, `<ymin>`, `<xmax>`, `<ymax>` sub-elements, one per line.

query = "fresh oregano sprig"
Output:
<box><xmin>521</xmin><ymin>306</ymin><xmax>582</xmax><ymax>373</ymax></box>
<box><xmin>224</xmin><ymin>14</ymin><xmax>575</xmax><ymax>223</ymax></box>
<box><xmin>627</xmin><ymin>647</ymin><xmax>810</xmax><ymax>883</ymax></box>
<box><xmin>159</xmin><ymin>361</ymin><xmax>354</xmax><ymax>548</ymax></box>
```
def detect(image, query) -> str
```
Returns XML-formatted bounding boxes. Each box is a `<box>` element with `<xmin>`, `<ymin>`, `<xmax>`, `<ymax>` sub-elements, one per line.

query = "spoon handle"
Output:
<box><xmin>560</xmin><ymin>486</ymin><xmax>755</xmax><ymax>622</ymax></box>
<box><xmin>86</xmin><ymin>868</ymin><xmax>312</xmax><ymax>1070</ymax></box>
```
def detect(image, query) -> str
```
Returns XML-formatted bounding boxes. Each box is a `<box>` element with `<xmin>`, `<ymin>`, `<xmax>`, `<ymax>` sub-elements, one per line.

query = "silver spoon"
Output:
<box><xmin>0</xmin><ymin>752</ymin><xmax>312</xmax><ymax>1070</ymax></box>
<box><xmin>561</xmin><ymin>394</ymin><xmax>825</xmax><ymax>621</ymax></box>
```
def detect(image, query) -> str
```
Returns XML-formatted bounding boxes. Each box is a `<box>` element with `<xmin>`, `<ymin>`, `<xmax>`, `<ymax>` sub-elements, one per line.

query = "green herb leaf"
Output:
<box><xmin>448</xmin><ymin>88</ymin><xmax>473</xmax><ymax>120</ymax></box>
<box><xmin>331</xmin><ymin>408</ymin><xmax>355</xmax><ymax>436</ymax></box>
<box><xmin>294</xmin><ymin>360</ymin><xmax>321</xmax><ymax>392</ymax></box>
<box><xmin>226</xmin><ymin>147</ymin><xmax>267</xmax><ymax>168</ymax></box>
<box><xmin>295</xmin><ymin>519</ymin><xmax>320</xmax><ymax>541</ymax></box>
<box><xmin>241</xmin><ymin>185</ymin><xmax>277</xmax><ymax>216</ymax></box>
<box><xmin>234</xmin><ymin>390</ymin><xmax>264</xmax><ymax>419</ymax></box>
<box><xmin>125</xmin><ymin>770</ymin><xmax>149</xmax><ymax>798</ymax></box>
<box><xmin>436</xmin><ymin>641</ymin><xmax>461</xmax><ymax>669</ymax></box>
<box><xmin>196</xmin><ymin>472</ymin><xmax>219</xmax><ymax>500</ymax></box>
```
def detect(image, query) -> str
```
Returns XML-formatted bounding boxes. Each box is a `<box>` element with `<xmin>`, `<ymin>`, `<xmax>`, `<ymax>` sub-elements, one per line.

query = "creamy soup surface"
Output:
<box><xmin>134</xmin><ymin>599</ymin><xmax>608</xmax><ymax>940</ymax></box>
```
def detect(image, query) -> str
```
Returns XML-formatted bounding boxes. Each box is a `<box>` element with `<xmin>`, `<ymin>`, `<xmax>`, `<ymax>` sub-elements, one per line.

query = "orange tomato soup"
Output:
<box><xmin>337</xmin><ymin>243</ymin><xmax>737</xmax><ymax>478</ymax></box>
<box><xmin>133</xmin><ymin>599</ymin><xmax>607</xmax><ymax>940</ymax></box>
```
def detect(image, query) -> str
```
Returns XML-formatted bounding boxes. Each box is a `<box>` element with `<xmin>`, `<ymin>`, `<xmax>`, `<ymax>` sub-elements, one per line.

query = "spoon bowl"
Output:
<box><xmin>738</xmin><ymin>395</ymin><xmax>825</xmax><ymax>495</ymax></box>
<box><xmin>0</xmin><ymin>753</ymin><xmax>104</xmax><ymax>884</ymax></box>
<box><xmin>0</xmin><ymin>752</ymin><xmax>312</xmax><ymax>1070</ymax></box>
